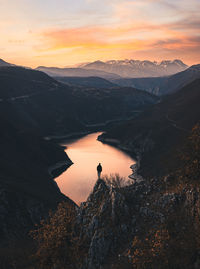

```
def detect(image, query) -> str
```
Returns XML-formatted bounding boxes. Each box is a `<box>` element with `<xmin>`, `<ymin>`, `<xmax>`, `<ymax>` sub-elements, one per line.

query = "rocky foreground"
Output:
<box><xmin>76</xmin><ymin>176</ymin><xmax>200</xmax><ymax>269</ymax></box>
<box><xmin>29</xmin><ymin>124</ymin><xmax>200</xmax><ymax>269</ymax></box>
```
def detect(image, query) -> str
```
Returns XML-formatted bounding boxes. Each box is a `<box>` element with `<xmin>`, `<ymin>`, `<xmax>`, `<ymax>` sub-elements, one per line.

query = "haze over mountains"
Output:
<box><xmin>36</xmin><ymin>59</ymin><xmax>188</xmax><ymax>79</ymax></box>
<box><xmin>2</xmin><ymin>56</ymin><xmax>200</xmax><ymax>97</ymax></box>
<box><xmin>36</xmin><ymin>66</ymin><xmax>120</xmax><ymax>80</ymax></box>
<box><xmin>114</xmin><ymin>64</ymin><xmax>200</xmax><ymax>95</ymax></box>
<box><xmin>36</xmin><ymin>60</ymin><xmax>200</xmax><ymax>97</ymax></box>
<box><xmin>0</xmin><ymin>57</ymin><xmax>190</xmax><ymax>83</ymax></box>
<box><xmin>80</xmin><ymin>59</ymin><xmax>188</xmax><ymax>77</ymax></box>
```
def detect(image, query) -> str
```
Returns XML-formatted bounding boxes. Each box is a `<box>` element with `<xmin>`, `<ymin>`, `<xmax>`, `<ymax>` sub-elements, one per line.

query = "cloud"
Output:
<box><xmin>1</xmin><ymin>0</ymin><xmax>200</xmax><ymax>66</ymax></box>
<box><xmin>37</xmin><ymin>14</ymin><xmax>200</xmax><ymax>66</ymax></box>
<box><xmin>40</xmin><ymin>15</ymin><xmax>200</xmax><ymax>49</ymax></box>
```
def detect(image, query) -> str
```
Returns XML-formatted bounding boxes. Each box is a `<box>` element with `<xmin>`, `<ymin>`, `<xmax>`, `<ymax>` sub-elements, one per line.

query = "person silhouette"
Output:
<box><xmin>97</xmin><ymin>163</ymin><xmax>102</xmax><ymax>179</ymax></box>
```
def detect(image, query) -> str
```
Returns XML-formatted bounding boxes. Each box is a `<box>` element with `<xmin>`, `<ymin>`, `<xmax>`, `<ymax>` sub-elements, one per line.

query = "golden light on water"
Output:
<box><xmin>55</xmin><ymin>133</ymin><xmax>135</xmax><ymax>204</ymax></box>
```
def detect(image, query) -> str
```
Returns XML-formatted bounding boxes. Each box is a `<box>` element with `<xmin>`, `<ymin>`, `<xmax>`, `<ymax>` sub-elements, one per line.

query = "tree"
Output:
<box><xmin>180</xmin><ymin>123</ymin><xmax>200</xmax><ymax>182</ymax></box>
<box><xmin>30</xmin><ymin>202</ymin><xmax>78</xmax><ymax>269</ymax></box>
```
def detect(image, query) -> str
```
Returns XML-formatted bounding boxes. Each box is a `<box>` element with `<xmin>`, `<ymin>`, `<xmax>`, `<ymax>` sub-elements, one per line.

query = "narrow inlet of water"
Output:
<box><xmin>55</xmin><ymin>132</ymin><xmax>135</xmax><ymax>204</ymax></box>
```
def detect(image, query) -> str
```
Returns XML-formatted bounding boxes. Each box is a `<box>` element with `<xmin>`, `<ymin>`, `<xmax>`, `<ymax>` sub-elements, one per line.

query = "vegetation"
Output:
<box><xmin>30</xmin><ymin>202</ymin><xmax>79</xmax><ymax>269</ymax></box>
<box><xmin>180</xmin><ymin>123</ymin><xmax>200</xmax><ymax>182</ymax></box>
<box><xmin>125</xmin><ymin>206</ymin><xmax>200</xmax><ymax>269</ymax></box>
<box><xmin>102</xmin><ymin>173</ymin><xmax>133</xmax><ymax>188</ymax></box>
<box><xmin>125</xmin><ymin>123</ymin><xmax>200</xmax><ymax>268</ymax></box>
<box><xmin>29</xmin><ymin>124</ymin><xmax>200</xmax><ymax>269</ymax></box>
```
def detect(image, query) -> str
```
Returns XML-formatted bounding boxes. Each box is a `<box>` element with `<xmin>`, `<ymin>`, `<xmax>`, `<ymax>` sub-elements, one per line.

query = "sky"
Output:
<box><xmin>0</xmin><ymin>0</ymin><xmax>200</xmax><ymax>67</ymax></box>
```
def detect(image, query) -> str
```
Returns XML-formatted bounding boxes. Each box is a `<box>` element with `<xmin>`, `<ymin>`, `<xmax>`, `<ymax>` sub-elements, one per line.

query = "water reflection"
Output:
<box><xmin>55</xmin><ymin>132</ymin><xmax>135</xmax><ymax>204</ymax></box>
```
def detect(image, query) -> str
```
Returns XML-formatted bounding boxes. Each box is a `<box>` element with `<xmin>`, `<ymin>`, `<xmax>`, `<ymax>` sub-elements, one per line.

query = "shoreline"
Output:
<box><xmin>129</xmin><ymin>162</ymin><xmax>144</xmax><ymax>183</ymax></box>
<box><xmin>97</xmin><ymin>135</ymin><xmax>137</xmax><ymax>160</ymax></box>
<box><xmin>97</xmin><ymin>135</ymin><xmax>144</xmax><ymax>183</ymax></box>
<box><xmin>44</xmin><ymin>131</ymin><xmax>91</xmax><ymax>143</ymax></box>
<box><xmin>48</xmin><ymin>160</ymin><xmax>73</xmax><ymax>179</ymax></box>
<box><xmin>44</xmin><ymin>114</ymin><xmax>141</xmax><ymax>143</ymax></box>
<box><xmin>49</xmin><ymin>129</ymin><xmax>144</xmax><ymax>193</ymax></box>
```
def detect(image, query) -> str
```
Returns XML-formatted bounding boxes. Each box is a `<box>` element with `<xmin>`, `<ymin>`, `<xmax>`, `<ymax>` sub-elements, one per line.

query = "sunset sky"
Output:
<box><xmin>1</xmin><ymin>0</ymin><xmax>200</xmax><ymax>67</ymax></box>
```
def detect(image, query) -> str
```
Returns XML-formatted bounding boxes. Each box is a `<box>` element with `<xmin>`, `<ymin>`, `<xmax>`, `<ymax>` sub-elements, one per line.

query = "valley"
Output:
<box><xmin>1</xmin><ymin>0</ymin><xmax>200</xmax><ymax>266</ymax></box>
<box><xmin>0</xmin><ymin>65</ymin><xmax>157</xmax><ymax>244</ymax></box>
<box><xmin>0</xmin><ymin>59</ymin><xmax>200</xmax><ymax>269</ymax></box>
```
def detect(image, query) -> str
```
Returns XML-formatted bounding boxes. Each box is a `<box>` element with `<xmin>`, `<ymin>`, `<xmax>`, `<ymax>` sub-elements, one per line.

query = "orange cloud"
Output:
<box><xmin>15</xmin><ymin>18</ymin><xmax>200</xmax><ymax>67</ymax></box>
<box><xmin>40</xmin><ymin>20</ymin><xmax>199</xmax><ymax>51</ymax></box>
<box><xmin>41</xmin><ymin>23</ymin><xmax>167</xmax><ymax>50</ymax></box>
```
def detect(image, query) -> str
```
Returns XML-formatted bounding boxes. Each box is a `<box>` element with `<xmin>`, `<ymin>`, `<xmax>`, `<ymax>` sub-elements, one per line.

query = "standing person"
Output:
<box><xmin>97</xmin><ymin>163</ymin><xmax>102</xmax><ymax>179</ymax></box>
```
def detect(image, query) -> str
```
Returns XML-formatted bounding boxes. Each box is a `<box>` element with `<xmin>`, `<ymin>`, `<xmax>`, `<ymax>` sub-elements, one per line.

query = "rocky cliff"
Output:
<box><xmin>30</xmin><ymin>124</ymin><xmax>200</xmax><ymax>269</ymax></box>
<box><xmin>76</xmin><ymin>175</ymin><xmax>200</xmax><ymax>269</ymax></box>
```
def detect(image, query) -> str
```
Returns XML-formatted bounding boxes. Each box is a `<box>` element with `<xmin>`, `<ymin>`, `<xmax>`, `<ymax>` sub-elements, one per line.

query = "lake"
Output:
<box><xmin>55</xmin><ymin>132</ymin><xmax>135</xmax><ymax>204</ymax></box>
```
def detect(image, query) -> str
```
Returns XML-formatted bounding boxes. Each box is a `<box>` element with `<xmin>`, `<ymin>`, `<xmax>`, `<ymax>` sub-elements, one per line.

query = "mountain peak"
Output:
<box><xmin>0</xmin><ymin>58</ymin><xmax>12</xmax><ymax>67</ymax></box>
<box><xmin>189</xmin><ymin>64</ymin><xmax>200</xmax><ymax>71</ymax></box>
<box><xmin>82</xmin><ymin>59</ymin><xmax>188</xmax><ymax>78</ymax></box>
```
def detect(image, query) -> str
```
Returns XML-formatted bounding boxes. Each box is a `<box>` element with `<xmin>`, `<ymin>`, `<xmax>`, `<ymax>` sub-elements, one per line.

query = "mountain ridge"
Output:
<box><xmin>98</xmin><ymin>78</ymin><xmax>200</xmax><ymax>177</ymax></box>
<box><xmin>0</xmin><ymin>58</ymin><xmax>13</xmax><ymax>67</ymax></box>
<box><xmin>54</xmin><ymin>76</ymin><xmax>117</xmax><ymax>88</ymax></box>
<box><xmin>114</xmin><ymin>64</ymin><xmax>200</xmax><ymax>95</ymax></box>
<box><xmin>36</xmin><ymin>66</ymin><xmax>121</xmax><ymax>79</ymax></box>
<box><xmin>81</xmin><ymin>59</ymin><xmax>188</xmax><ymax>78</ymax></box>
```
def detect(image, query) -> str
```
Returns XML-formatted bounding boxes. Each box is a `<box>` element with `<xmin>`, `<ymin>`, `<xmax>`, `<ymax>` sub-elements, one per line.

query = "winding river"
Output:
<box><xmin>55</xmin><ymin>132</ymin><xmax>135</xmax><ymax>204</ymax></box>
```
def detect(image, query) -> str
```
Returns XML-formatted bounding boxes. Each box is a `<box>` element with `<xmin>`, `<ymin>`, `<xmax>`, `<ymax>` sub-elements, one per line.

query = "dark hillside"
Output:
<box><xmin>54</xmin><ymin>76</ymin><xmax>117</xmax><ymax>88</ymax></box>
<box><xmin>99</xmin><ymin>79</ymin><xmax>200</xmax><ymax>177</ymax></box>
<box><xmin>0</xmin><ymin>66</ymin><xmax>158</xmax><ymax>245</ymax></box>
<box><xmin>0</xmin><ymin>58</ymin><xmax>12</xmax><ymax>67</ymax></box>
<box><xmin>0</xmin><ymin>67</ymin><xmax>158</xmax><ymax>135</ymax></box>
<box><xmin>114</xmin><ymin>64</ymin><xmax>200</xmax><ymax>96</ymax></box>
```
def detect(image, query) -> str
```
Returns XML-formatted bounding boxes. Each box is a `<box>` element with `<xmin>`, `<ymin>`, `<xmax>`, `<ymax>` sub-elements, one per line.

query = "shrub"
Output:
<box><xmin>30</xmin><ymin>202</ymin><xmax>78</xmax><ymax>269</ymax></box>
<box><xmin>102</xmin><ymin>173</ymin><xmax>133</xmax><ymax>188</ymax></box>
<box><xmin>180</xmin><ymin>123</ymin><xmax>200</xmax><ymax>182</ymax></box>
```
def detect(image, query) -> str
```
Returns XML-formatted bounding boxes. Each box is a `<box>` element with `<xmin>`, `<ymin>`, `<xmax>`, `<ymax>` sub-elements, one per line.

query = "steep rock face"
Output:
<box><xmin>77</xmin><ymin>179</ymin><xmax>153</xmax><ymax>268</ymax></box>
<box><xmin>77</xmin><ymin>177</ymin><xmax>200</xmax><ymax>269</ymax></box>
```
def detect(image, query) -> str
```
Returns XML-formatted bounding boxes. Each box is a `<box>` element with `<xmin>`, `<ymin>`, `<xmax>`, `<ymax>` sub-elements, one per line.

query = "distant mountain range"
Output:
<box><xmin>36</xmin><ymin>66</ymin><xmax>120</xmax><ymax>80</ymax></box>
<box><xmin>38</xmin><ymin>63</ymin><xmax>200</xmax><ymax>96</ymax></box>
<box><xmin>1</xmin><ymin>58</ymin><xmax>199</xmax><ymax>96</ymax></box>
<box><xmin>36</xmin><ymin>59</ymin><xmax>188</xmax><ymax>79</ymax></box>
<box><xmin>113</xmin><ymin>64</ymin><xmax>200</xmax><ymax>95</ymax></box>
<box><xmin>80</xmin><ymin>59</ymin><xmax>188</xmax><ymax>78</ymax></box>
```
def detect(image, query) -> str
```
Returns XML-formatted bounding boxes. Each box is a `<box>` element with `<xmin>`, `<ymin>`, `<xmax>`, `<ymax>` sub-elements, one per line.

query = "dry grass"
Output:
<box><xmin>102</xmin><ymin>173</ymin><xmax>133</xmax><ymax>189</ymax></box>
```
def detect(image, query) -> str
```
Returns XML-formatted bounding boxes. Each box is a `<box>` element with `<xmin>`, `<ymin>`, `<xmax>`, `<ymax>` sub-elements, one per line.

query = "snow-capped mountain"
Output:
<box><xmin>81</xmin><ymin>59</ymin><xmax>188</xmax><ymax>78</ymax></box>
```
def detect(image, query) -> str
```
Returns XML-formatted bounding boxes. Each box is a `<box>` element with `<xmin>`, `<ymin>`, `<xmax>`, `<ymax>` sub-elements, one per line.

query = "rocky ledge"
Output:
<box><xmin>75</xmin><ymin>176</ymin><xmax>200</xmax><ymax>269</ymax></box>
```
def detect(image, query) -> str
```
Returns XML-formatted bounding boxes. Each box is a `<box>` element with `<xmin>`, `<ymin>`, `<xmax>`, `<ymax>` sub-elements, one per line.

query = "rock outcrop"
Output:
<box><xmin>75</xmin><ymin>177</ymin><xmax>200</xmax><ymax>268</ymax></box>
